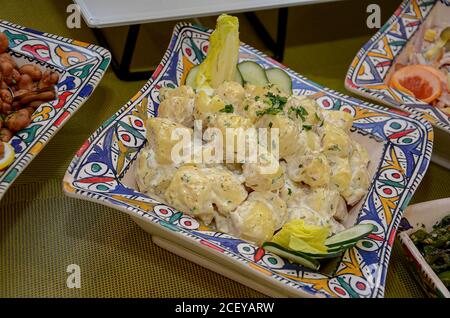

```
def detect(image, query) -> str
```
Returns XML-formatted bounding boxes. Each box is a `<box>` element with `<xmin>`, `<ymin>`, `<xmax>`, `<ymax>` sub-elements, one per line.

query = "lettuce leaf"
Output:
<box><xmin>194</xmin><ymin>14</ymin><xmax>239</xmax><ymax>92</ymax></box>
<box><xmin>270</xmin><ymin>219</ymin><xmax>329</xmax><ymax>254</ymax></box>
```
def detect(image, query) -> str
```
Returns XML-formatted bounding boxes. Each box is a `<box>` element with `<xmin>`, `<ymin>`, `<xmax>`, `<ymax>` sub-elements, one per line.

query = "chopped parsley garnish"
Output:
<box><xmin>302</xmin><ymin>124</ymin><xmax>312</xmax><ymax>131</ymax></box>
<box><xmin>244</xmin><ymin>104</ymin><xmax>249</xmax><ymax>111</ymax></box>
<box><xmin>314</xmin><ymin>112</ymin><xmax>321</xmax><ymax>122</ymax></box>
<box><xmin>254</xmin><ymin>96</ymin><xmax>260</xmax><ymax>101</ymax></box>
<box><xmin>219</xmin><ymin>104</ymin><xmax>234</xmax><ymax>113</ymax></box>
<box><xmin>289</xmin><ymin>106</ymin><xmax>308</xmax><ymax>121</ymax></box>
<box><xmin>328</xmin><ymin>144</ymin><xmax>341</xmax><ymax>151</ymax></box>
<box><xmin>268</xmin><ymin>122</ymin><xmax>273</xmax><ymax>128</ymax></box>
<box><xmin>288</xmin><ymin>188</ymin><xmax>292</xmax><ymax>196</ymax></box>
<box><xmin>255</xmin><ymin>92</ymin><xmax>287</xmax><ymax>117</ymax></box>
<box><xmin>256</xmin><ymin>107</ymin><xmax>283</xmax><ymax>116</ymax></box>
<box><xmin>265</xmin><ymin>92</ymin><xmax>287</xmax><ymax>106</ymax></box>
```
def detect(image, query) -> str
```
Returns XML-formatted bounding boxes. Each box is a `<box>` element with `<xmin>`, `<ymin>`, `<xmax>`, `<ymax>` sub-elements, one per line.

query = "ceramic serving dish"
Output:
<box><xmin>399</xmin><ymin>197</ymin><xmax>450</xmax><ymax>298</ymax></box>
<box><xmin>345</xmin><ymin>0</ymin><xmax>450</xmax><ymax>169</ymax></box>
<box><xmin>63</xmin><ymin>23</ymin><xmax>433</xmax><ymax>298</ymax></box>
<box><xmin>0</xmin><ymin>20</ymin><xmax>110</xmax><ymax>200</ymax></box>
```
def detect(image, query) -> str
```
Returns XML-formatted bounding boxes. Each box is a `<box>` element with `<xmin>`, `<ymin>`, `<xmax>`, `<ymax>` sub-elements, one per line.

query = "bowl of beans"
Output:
<box><xmin>0</xmin><ymin>31</ymin><xmax>58</xmax><ymax>143</ymax></box>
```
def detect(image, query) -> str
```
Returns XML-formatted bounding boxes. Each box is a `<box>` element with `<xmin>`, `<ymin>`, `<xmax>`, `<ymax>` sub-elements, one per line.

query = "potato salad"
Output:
<box><xmin>135</xmin><ymin>81</ymin><xmax>370</xmax><ymax>245</ymax></box>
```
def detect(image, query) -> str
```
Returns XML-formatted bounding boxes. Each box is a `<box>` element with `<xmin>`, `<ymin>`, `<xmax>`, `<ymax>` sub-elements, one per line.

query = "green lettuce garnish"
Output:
<box><xmin>194</xmin><ymin>14</ymin><xmax>240</xmax><ymax>92</ymax></box>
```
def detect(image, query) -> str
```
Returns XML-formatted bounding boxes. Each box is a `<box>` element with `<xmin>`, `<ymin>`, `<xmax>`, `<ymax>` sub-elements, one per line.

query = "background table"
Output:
<box><xmin>75</xmin><ymin>0</ymin><xmax>341</xmax><ymax>80</ymax></box>
<box><xmin>1</xmin><ymin>0</ymin><xmax>449</xmax><ymax>297</ymax></box>
<box><xmin>75</xmin><ymin>0</ymin><xmax>340</xmax><ymax>27</ymax></box>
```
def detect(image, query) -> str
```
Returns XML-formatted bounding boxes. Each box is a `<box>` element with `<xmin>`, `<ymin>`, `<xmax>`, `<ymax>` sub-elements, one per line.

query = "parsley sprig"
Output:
<box><xmin>219</xmin><ymin>104</ymin><xmax>234</xmax><ymax>113</ymax></box>
<box><xmin>255</xmin><ymin>92</ymin><xmax>287</xmax><ymax>116</ymax></box>
<box><xmin>289</xmin><ymin>105</ymin><xmax>308</xmax><ymax>121</ymax></box>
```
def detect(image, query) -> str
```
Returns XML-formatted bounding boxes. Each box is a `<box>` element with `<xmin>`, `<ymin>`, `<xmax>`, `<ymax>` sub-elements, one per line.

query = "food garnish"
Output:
<box><xmin>270</xmin><ymin>219</ymin><xmax>329</xmax><ymax>254</ymax></box>
<box><xmin>0</xmin><ymin>141</ymin><xmax>15</xmax><ymax>170</ymax></box>
<box><xmin>184</xmin><ymin>16</ymin><xmax>293</xmax><ymax>94</ymax></box>
<box><xmin>390</xmin><ymin>64</ymin><xmax>442</xmax><ymax>103</ymax></box>
<box><xmin>410</xmin><ymin>214</ymin><xmax>450</xmax><ymax>290</ymax></box>
<box><xmin>192</xmin><ymin>14</ymin><xmax>240</xmax><ymax>92</ymax></box>
<box><xmin>262</xmin><ymin>221</ymin><xmax>374</xmax><ymax>269</ymax></box>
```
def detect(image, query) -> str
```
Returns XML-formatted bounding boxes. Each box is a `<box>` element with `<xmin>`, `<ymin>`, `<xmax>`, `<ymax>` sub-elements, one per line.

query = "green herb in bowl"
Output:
<box><xmin>410</xmin><ymin>214</ymin><xmax>450</xmax><ymax>290</ymax></box>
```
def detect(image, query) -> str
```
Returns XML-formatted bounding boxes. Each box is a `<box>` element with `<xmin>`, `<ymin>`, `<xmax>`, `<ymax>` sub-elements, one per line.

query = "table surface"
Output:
<box><xmin>1</xmin><ymin>0</ymin><xmax>449</xmax><ymax>298</ymax></box>
<box><xmin>74</xmin><ymin>0</ymin><xmax>340</xmax><ymax>27</ymax></box>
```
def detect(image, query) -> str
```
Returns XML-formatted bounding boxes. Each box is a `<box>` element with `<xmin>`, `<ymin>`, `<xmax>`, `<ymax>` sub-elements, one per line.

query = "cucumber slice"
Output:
<box><xmin>185</xmin><ymin>65</ymin><xmax>199</xmax><ymax>88</ymax></box>
<box><xmin>262</xmin><ymin>242</ymin><xmax>320</xmax><ymax>270</ymax></box>
<box><xmin>327</xmin><ymin>242</ymin><xmax>357</xmax><ymax>253</ymax></box>
<box><xmin>325</xmin><ymin>224</ymin><xmax>375</xmax><ymax>248</ymax></box>
<box><xmin>237</xmin><ymin>61</ymin><xmax>269</xmax><ymax>86</ymax></box>
<box><xmin>302</xmin><ymin>249</ymin><xmax>344</xmax><ymax>260</ymax></box>
<box><xmin>265</xmin><ymin>68</ymin><xmax>292</xmax><ymax>95</ymax></box>
<box><xmin>233</xmin><ymin>67</ymin><xmax>244</xmax><ymax>86</ymax></box>
<box><xmin>288</xmin><ymin>235</ymin><xmax>343</xmax><ymax>259</ymax></box>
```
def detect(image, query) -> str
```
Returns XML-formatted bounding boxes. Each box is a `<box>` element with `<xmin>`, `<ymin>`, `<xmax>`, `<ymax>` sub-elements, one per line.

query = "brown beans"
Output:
<box><xmin>1</xmin><ymin>101</ymin><xmax>12</xmax><ymax>114</ymax></box>
<box><xmin>14</xmin><ymin>89</ymin><xmax>30</xmax><ymax>97</ymax></box>
<box><xmin>0</xmin><ymin>89</ymin><xmax>12</xmax><ymax>104</ymax></box>
<box><xmin>11</xmin><ymin>100</ymin><xmax>21</xmax><ymax>111</ymax></box>
<box><xmin>19</xmin><ymin>64</ymin><xmax>42</xmax><ymax>81</ymax></box>
<box><xmin>0</xmin><ymin>128</ymin><xmax>13</xmax><ymax>142</ymax></box>
<box><xmin>5</xmin><ymin>109</ymin><xmax>32</xmax><ymax>132</ymax></box>
<box><xmin>17</xmin><ymin>74</ymin><xmax>34</xmax><ymax>91</ymax></box>
<box><xmin>28</xmin><ymin>100</ymin><xmax>45</xmax><ymax>109</ymax></box>
<box><xmin>12</xmin><ymin>68</ymin><xmax>21</xmax><ymax>84</ymax></box>
<box><xmin>0</xmin><ymin>33</ymin><xmax>9</xmax><ymax>54</ymax></box>
<box><xmin>0</xmin><ymin>31</ymin><xmax>58</xmax><ymax>142</ymax></box>
<box><xmin>1</xmin><ymin>62</ymin><xmax>14</xmax><ymax>85</ymax></box>
<box><xmin>23</xmin><ymin>106</ymin><xmax>35</xmax><ymax>117</ymax></box>
<box><xmin>0</xmin><ymin>53</ymin><xmax>16</xmax><ymax>68</ymax></box>
<box><xmin>38</xmin><ymin>70</ymin><xmax>59</xmax><ymax>89</ymax></box>
<box><xmin>20</xmin><ymin>90</ymin><xmax>56</xmax><ymax>105</ymax></box>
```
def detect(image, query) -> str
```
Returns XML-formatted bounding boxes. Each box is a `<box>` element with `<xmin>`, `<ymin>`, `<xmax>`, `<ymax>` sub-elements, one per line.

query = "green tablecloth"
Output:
<box><xmin>1</xmin><ymin>0</ymin><xmax>449</xmax><ymax>298</ymax></box>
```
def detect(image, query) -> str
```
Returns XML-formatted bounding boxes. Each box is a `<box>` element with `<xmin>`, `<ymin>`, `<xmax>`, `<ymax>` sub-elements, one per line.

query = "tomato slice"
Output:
<box><xmin>389</xmin><ymin>64</ymin><xmax>443</xmax><ymax>103</ymax></box>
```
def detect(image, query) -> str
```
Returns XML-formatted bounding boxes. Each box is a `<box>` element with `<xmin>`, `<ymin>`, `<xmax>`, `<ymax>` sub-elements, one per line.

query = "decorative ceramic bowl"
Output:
<box><xmin>345</xmin><ymin>0</ymin><xmax>450</xmax><ymax>168</ymax></box>
<box><xmin>63</xmin><ymin>23</ymin><xmax>433</xmax><ymax>298</ymax></box>
<box><xmin>0</xmin><ymin>20</ymin><xmax>110</xmax><ymax>200</ymax></box>
<box><xmin>398</xmin><ymin>198</ymin><xmax>450</xmax><ymax>298</ymax></box>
